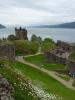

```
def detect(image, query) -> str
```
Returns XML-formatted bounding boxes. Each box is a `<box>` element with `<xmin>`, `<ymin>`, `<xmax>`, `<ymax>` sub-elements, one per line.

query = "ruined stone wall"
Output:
<box><xmin>0</xmin><ymin>75</ymin><xmax>14</xmax><ymax>100</ymax></box>
<box><xmin>67</xmin><ymin>60</ymin><xmax>75</xmax><ymax>73</ymax></box>
<box><xmin>0</xmin><ymin>44</ymin><xmax>15</xmax><ymax>61</ymax></box>
<box><xmin>57</xmin><ymin>40</ymin><xmax>73</xmax><ymax>52</ymax></box>
<box><xmin>55</xmin><ymin>56</ymin><xmax>67</xmax><ymax>65</ymax></box>
<box><xmin>45</xmin><ymin>51</ymin><xmax>75</xmax><ymax>73</ymax></box>
<box><xmin>44</xmin><ymin>52</ymin><xmax>67</xmax><ymax>65</ymax></box>
<box><xmin>45</xmin><ymin>41</ymin><xmax>75</xmax><ymax>73</ymax></box>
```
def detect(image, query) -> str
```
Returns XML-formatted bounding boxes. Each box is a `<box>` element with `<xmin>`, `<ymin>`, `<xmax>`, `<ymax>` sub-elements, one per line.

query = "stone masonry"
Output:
<box><xmin>15</xmin><ymin>27</ymin><xmax>28</xmax><ymax>40</ymax></box>
<box><xmin>45</xmin><ymin>41</ymin><xmax>75</xmax><ymax>77</ymax></box>
<box><xmin>0</xmin><ymin>43</ymin><xmax>15</xmax><ymax>61</ymax></box>
<box><xmin>56</xmin><ymin>40</ymin><xmax>73</xmax><ymax>52</ymax></box>
<box><xmin>0</xmin><ymin>75</ymin><xmax>14</xmax><ymax>100</ymax></box>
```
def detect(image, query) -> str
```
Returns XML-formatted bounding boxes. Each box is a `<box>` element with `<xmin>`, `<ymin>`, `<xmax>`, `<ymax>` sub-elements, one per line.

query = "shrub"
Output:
<box><xmin>70</xmin><ymin>52</ymin><xmax>75</xmax><ymax>61</ymax></box>
<box><xmin>41</xmin><ymin>38</ymin><xmax>56</xmax><ymax>52</ymax></box>
<box><xmin>8</xmin><ymin>34</ymin><xmax>17</xmax><ymax>41</ymax></box>
<box><xmin>15</xmin><ymin>40</ymin><xmax>39</xmax><ymax>55</ymax></box>
<box><xmin>41</xmin><ymin>42</ymin><xmax>56</xmax><ymax>52</ymax></box>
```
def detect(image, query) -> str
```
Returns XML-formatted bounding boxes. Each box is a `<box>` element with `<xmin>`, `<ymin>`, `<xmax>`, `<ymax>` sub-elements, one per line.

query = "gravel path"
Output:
<box><xmin>15</xmin><ymin>56</ymin><xmax>75</xmax><ymax>90</ymax></box>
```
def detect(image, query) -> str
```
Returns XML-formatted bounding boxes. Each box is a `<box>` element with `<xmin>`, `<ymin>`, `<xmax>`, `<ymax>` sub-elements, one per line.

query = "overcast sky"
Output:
<box><xmin>0</xmin><ymin>0</ymin><xmax>75</xmax><ymax>25</ymax></box>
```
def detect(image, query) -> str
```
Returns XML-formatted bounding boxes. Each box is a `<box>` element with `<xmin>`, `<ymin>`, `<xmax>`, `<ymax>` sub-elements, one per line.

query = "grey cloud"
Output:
<box><xmin>0</xmin><ymin>0</ymin><xmax>75</xmax><ymax>24</ymax></box>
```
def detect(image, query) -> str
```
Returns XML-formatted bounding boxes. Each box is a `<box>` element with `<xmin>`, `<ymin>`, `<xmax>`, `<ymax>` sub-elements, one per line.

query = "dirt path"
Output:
<box><xmin>25</xmin><ymin>52</ymin><xmax>43</xmax><ymax>57</ymax></box>
<box><xmin>15</xmin><ymin>56</ymin><xmax>75</xmax><ymax>90</ymax></box>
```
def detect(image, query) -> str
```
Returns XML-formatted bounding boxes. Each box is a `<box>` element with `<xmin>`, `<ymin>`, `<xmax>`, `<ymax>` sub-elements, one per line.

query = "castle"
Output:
<box><xmin>0</xmin><ymin>27</ymin><xmax>28</xmax><ymax>61</ymax></box>
<box><xmin>45</xmin><ymin>41</ymin><xmax>75</xmax><ymax>77</ymax></box>
<box><xmin>0</xmin><ymin>42</ymin><xmax>15</xmax><ymax>61</ymax></box>
<box><xmin>15</xmin><ymin>27</ymin><xmax>28</xmax><ymax>40</ymax></box>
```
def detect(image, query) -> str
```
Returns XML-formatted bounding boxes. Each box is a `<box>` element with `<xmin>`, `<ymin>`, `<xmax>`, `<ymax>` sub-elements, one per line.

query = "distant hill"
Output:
<box><xmin>32</xmin><ymin>22</ymin><xmax>75</xmax><ymax>28</ymax></box>
<box><xmin>56</xmin><ymin>22</ymin><xmax>75</xmax><ymax>28</ymax></box>
<box><xmin>0</xmin><ymin>24</ymin><xmax>6</xmax><ymax>29</ymax></box>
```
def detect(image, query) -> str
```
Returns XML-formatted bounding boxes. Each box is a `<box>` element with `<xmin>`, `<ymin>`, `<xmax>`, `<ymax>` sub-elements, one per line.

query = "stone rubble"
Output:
<box><xmin>0</xmin><ymin>75</ymin><xmax>15</xmax><ymax>100</ymax></box>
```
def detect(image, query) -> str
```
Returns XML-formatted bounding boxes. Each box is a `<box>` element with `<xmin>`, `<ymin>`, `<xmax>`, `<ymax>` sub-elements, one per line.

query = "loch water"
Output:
<box><xmin>0</xmin><ymin>27</ymin><xmax>75</xmax><ymax>43</ymax></box>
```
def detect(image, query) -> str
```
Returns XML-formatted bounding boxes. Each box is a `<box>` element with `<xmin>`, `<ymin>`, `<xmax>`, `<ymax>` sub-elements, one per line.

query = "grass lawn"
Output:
<box><xmin>6</xmin><ymin>61</ymin><xmax>75</xmax><ymax>100</ymax></box>
<box><xmin>24</xmin><ymin>54</ymin><xmax>45</xmax><ymax>66</ymax></box>
<box><xmin>0</xmin><ymin>63</ymin><xmax>39</xmax><ymax>100</ymax></box>
<box><xmin>57</xmin><ymin>74</ymin><xmax>70</xmax><ymax>81</ymax></box>
<box><xmin>24</xmin><ymin>54</ymin><xmax>65</xmax><ymax>70</ymax></box>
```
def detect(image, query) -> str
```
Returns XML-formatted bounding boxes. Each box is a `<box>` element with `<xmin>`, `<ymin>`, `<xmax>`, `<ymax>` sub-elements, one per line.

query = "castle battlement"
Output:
<box><xmin>15</xmin><ymin>27</ymin><xmax>28</xmax><ymax>40</ymax></box>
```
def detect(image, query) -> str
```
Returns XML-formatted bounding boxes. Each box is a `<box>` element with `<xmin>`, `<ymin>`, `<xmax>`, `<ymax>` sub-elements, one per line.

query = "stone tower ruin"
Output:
<box><xmin>15</xmin><ymin>27</ymin><xmax>28</xmax><ymax>40</ymax></box>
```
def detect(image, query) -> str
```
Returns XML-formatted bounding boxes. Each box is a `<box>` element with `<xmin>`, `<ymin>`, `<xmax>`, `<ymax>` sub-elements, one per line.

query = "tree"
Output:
<box><xmin>41</xmin><ymin>38</ymin><xmax>56</xmax><ymax>52</ymax></box>
<box><xmin>41</xmin><ymin>42</ymin><xmax>56</xmax><ymax>52</ymax></box>
<box><xmin>8</xmin><ymin>34</ymin><xmax>16</xmax><ymax>41</ymax></box>
<box><xmin>37</xmin><ymin>36</ymin><xmax>42</xmax><ymax>44</ymax></box>
<box><xmin>0</xmin><ymin>39</ymin><xmax>2</xmax><ymax>43</ymax></box>
<box><xmin>15</xmin><ymin>40</ymin><xmax>39</xmax><ymax>55</ymax></box>
<box><xmin>43</xmin><ymin>38</ymin><xmax>54</xmax><ymax>43</ymax></box>
<box><xmin>2</xmin><ymin>38</ymin><xmax>7</xmax><ymax>41</ymax></box>
<box><xmin>31</xmin><ymin>34</ymin><xmax>37</xmax><ymax>42</ymax></box>
<box><xmin>31</xmin><ymin>34</ymin><xmax>42</xmax><ymax>45</ymax></box>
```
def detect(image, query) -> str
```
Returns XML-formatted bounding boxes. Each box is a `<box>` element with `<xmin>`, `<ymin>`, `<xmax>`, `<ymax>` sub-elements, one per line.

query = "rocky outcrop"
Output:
<box><xmin>0</xmin><ymin>75</ymin><xmax>15</xmax><ymax>100</ymax></box>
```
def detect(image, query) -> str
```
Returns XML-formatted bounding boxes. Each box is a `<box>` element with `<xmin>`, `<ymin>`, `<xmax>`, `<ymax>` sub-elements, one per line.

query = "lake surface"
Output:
<box><xmin>0</xmin><ymin>27</ymin><xmax>75</xmax><ymax>43</ymax></box>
